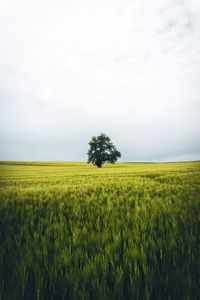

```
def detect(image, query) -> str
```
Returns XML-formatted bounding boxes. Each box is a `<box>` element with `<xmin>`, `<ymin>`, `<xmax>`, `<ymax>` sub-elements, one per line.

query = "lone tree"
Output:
<box><xmin>87</xmin><ymin>133</ymin><xmax>121</xmax><ymax>168</ymax></box>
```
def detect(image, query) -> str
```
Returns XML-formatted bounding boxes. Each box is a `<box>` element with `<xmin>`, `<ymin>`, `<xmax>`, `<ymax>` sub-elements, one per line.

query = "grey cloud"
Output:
<box><xmin>0</xmin><ymin>0</ymin><xmax>199</xmax><ymax>161</ymax></box>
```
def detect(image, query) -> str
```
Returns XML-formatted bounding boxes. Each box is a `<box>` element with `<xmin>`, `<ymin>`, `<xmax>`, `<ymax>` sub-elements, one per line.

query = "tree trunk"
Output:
<box><xmin>96</xmin><ymin>161</ymin><xmax>102</xmax><ymax>168</ymax></box>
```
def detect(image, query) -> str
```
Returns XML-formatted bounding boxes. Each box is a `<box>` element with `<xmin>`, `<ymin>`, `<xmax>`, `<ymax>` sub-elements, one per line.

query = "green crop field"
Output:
<box><xmin>0</xmin><ymin>161</ymin><xmax>199</xmax><ymax>300</ymax></box>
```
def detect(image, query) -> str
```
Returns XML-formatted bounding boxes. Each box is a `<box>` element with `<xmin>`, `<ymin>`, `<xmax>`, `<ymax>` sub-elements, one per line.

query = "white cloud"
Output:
<box><xmin>0</xmin><ymin>0</ymin><xmax>200</xmax><ymax>161</ymax></box>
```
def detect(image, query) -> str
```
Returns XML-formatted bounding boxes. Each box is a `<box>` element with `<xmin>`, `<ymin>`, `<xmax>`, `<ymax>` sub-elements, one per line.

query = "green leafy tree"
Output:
<box><xmin>87</xmin><ymin>133</ymin><xmax>121</xmax><ymax>168</ymax></box>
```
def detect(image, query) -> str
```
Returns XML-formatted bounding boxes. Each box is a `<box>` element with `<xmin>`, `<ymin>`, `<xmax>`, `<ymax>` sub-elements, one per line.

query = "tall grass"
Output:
<box><xmin>0</xmin><ymin>162</ymin><xmax>199</xmax><ymax>299</ymax></box>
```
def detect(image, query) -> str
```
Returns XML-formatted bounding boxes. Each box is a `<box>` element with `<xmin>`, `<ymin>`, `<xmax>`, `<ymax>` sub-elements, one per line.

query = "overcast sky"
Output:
<box><xmin>0</xmin><ymin>0</ymin><xmax>200</xmax><ymax>161</ymax></box>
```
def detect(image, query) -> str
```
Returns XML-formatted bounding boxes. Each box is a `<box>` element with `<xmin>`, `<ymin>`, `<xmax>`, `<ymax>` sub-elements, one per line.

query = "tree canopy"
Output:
<box><xmin>87</xmin><ymin>133</ymin><xmax>121</xmax><ymax>168</ymax></box>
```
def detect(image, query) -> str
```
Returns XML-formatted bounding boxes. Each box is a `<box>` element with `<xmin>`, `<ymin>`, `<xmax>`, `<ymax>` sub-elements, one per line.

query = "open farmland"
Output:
<box><xmin>0</xmin><ymin>161</ymin><xmax>199</xmax><ymax>300</ymax></box>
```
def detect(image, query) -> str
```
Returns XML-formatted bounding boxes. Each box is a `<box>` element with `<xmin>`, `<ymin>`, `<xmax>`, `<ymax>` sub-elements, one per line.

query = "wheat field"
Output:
<box><xmin>0</xmin><ymin>161</ymin><xmax>199</xmax><ymax>299</ymax></box>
